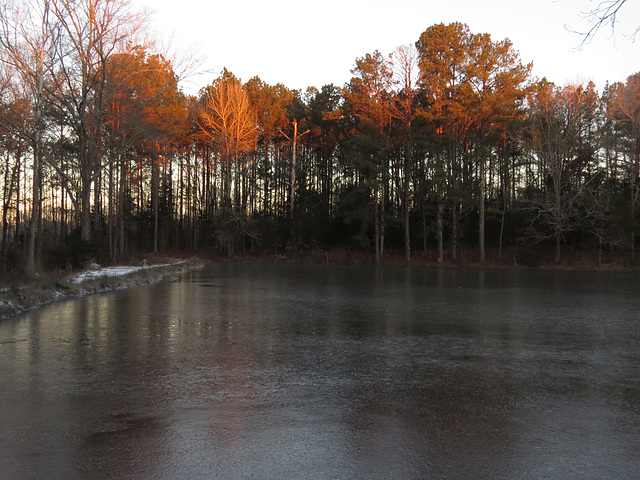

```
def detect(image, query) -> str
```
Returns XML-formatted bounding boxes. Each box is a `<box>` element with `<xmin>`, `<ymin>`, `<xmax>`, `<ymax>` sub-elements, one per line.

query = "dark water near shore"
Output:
<box><xmin>1</xmin><ymin>264</ymin><xmax>639</xmax><ymax>479</ymax></box>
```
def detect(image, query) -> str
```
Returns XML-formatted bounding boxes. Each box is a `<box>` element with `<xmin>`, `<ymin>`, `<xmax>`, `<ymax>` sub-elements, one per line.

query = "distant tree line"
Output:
<box><xmin>1</xmin><ymin>0</ymin><xmax>639</xmax><ymax>276</ymax></box>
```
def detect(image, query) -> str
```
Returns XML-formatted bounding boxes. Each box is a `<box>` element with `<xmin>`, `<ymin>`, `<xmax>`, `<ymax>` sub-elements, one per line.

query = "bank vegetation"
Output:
<box><xmin>1</xmin><ymin>0</ymin><xmax>639</xmax><ymax>278</ymax></box>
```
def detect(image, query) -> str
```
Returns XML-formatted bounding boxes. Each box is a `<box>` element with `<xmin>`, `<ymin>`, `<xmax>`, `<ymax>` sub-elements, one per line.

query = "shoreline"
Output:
<box><xmin>0</xmin><ymin>247</ymin><xmax>635</xmax><ymax>321</ymax></box>
<box><xmin>197</xmin><ymin>246</ymin><xmax>636</xmax><ymax>272</ymax></box>
<box><xmin>0</xmin><ymin>257</ymin><xmax>205</xmax><ymax>321</ymax></box>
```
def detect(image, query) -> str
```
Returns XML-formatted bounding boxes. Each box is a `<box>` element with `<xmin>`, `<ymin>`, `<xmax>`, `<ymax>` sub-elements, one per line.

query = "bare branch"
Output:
<box><xmin>565</xmin><ymin>0</ymin><xmax>632</xmax><ymax>48</ymax></box>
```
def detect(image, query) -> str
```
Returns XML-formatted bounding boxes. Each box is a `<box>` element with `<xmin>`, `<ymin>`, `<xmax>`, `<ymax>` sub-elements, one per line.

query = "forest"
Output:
<box><xmin>1</xmin><ymin>0</ymin><xmax>639</xmax><ymax>278</ymax></box>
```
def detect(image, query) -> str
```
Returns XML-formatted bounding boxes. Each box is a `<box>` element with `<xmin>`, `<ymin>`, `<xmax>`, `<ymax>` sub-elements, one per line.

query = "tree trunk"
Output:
<box><xmin>598</xmin><ymin>236</ymin><xmax>602</xmax><ymax>267</ymax></box>
<box><xmin>380</xmin><ymin>172</ymin><xmax>385</xmax><ymax>260</ymax></box>
<box><xmin>1</xmin><ymin>151</ymin><xmax>19</xmax><ymax>261</ymax></box>
<box><xmin>118</xmin><ymin>159</ymin><xmax>127</xmax><ymax>260</ymax></box>
<box><xmin>15</xmin><ymin>151</ymin><xmax>20</xmax><ymax>252</ymax></box>
<box><xmin>437</xmin><ymin>200</ymin><xmax>443</xmax><ymax>262</ymax></box>
<box><xmin>403</xmin><ymin>139</ymin><xmax>411</xmax><ymax>262</ymax></box>
<box><xmin>25</xmin><ymin>150</ymin><xmax>40</xmax><ymax>277</ymax></box>
<box><xmin>108</xmin><ymin>156</ymin><xmax>114</xmax><ymax>263</ymax></box>
<box><xmin>478</xmin><ymin>136</ymin><xmax>486</xmax><ymax>263</ymax></box>
<box><xmin>498</xmin><ymin>199</ymin><xmax>506</xmax><ymax>264</ymax></box>
<box><xmin>374</xmin><ymin>184</ymin><xmax>380</xmax><ymax>265</ymax></box>
<box><xmin>451</xmin><ymin>203</ymin><xmax>458</xmax><ymax>261</ymax></box>
<box><xmin>152</xmin><ymin>157</ymin><xmax>159</xmax><ymax>253</ymax></box>
<box><xmin>555</xmin><ymin>229</ymin><xmax>562</xmax><ymax>264</ymax></box>
<box><xmin>81</xmin><ymin>187</ymin><xmax>92</xmax><ymax>243</ymax></box>
<box><xmin>290</xmin><ymin>129</ymin><xmax>297</xmax><ymax>218</ymax></box>
<box><xmin>630</xmin><ymin>171</ymin><xmax>637</xmax><ymax>267</ymax></box>
<box><xmin>498</xmin><ymin>168</ymin><xmax>508</xmax><ymax>263</ymax></box>
<box><xmin>479</xmin><ymin>167</ymin><xmax>485</xmax><ymax>263</ymax></box>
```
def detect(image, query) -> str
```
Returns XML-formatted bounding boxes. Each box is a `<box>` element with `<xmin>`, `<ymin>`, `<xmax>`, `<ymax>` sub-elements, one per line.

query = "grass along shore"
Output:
<box><xmin>0</xmin><ymin>257</ymin><xmax>205</xmax><ymax>320</ymax></box>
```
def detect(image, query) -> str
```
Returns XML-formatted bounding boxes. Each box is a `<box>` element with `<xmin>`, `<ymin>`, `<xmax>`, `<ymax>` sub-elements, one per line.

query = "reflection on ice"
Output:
<box><xmin>0</xmin><ymin>264</ymin><xmax>638</xmax><ymax>479</ymax></box>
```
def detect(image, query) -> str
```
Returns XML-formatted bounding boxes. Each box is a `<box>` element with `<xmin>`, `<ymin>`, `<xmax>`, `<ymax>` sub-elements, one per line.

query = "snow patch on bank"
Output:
<box><xmin>0</xmin><ymin>259</ymin><xmax>201</xmax><ymax>321</ymax></box>
<box><xmin>72</xmin><ymin>261</ymin><xmax>187</xmax><ymax>283</ymax></box>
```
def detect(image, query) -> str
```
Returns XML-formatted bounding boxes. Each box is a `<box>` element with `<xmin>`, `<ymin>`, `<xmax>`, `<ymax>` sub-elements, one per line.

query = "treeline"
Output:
<box><xmin>1</xmin><ymin>0</ymin><xmax>639</xmax><ymax>276</ymax></box>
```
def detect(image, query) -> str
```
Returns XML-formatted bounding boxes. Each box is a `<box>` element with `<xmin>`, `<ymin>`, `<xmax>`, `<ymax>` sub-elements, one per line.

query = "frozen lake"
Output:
<box><xmin>1</xmin><ymin>264</ymin><xmax>639</xmax><ymax>479</ymax></box>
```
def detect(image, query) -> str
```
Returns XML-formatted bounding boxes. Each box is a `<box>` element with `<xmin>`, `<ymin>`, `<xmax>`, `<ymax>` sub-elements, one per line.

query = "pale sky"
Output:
<box><xmin>142</xmin><ymin>0</ymin><xmax>640</xmax><ymax>95</ymax></box>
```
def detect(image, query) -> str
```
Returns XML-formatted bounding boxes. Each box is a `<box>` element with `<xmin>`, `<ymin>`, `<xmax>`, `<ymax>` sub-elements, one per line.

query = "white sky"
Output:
<box><xmin>141</xmin><ymin>0</ymin><xmax>640</xmax><ymax>95</ymax></box>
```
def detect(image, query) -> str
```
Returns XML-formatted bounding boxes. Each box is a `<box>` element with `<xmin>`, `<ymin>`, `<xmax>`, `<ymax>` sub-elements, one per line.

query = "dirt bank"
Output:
<box><xmin>0</xmin><ymin>257</ymin><xmax>205</xmax><ymax>320</ymax></box>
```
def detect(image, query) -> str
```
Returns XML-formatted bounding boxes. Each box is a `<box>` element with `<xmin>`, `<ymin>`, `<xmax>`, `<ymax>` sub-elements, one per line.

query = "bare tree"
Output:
<box><xmin>199</xmin><ymin>75</ymin><xmax>256</xmax><ymax>208</ymax></box>
<box><xmin>0</xmin><ymin>0</ymin><xmax>58</xmax><ymax>276</ymax></box>
<box><xmin>567</xmin><ymin>0</ymin><xmax>637</xmax><ymax>46</ymax></box>
<box><xmin>607</xmin><ymin>73</ymin><xmax>640</xmax><ymax>264</ymax></box>
<box><xmin>526</xmin><ymin>81</ymin><xmax>599</xmax><ymax>264</ymax></box>
<box><xmin>46</xmin><ymin>0</ymin><xmax>147</xmax><ymax>243</ymax></box>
